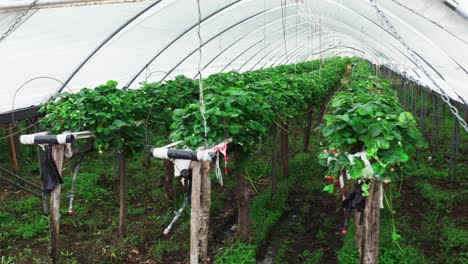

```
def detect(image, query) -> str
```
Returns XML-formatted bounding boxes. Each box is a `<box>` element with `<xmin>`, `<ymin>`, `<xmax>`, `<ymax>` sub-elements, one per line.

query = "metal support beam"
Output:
<box><xmin>225</xmin><ymin>27</ymin><xmax>311</xmax><ymax>73</ymax></box>
<box><xmin>193</xmin><ymin>14</ymin><xmax>315</xmax><ymax>78</ymax></box>
<box><xmin>57</xmin><ymin>0</ymin><xmax>162</xmax><ymax>94</ymax></box>
<box><xmin>0</xmin><ymin>0</ymin><xmax>142</xmax><ymax>12</ymax></box>
<box><xmin>124</xmin><ymin>0</ymin><xmax>242</xmax><ymax>89</ymax></box>
<box><xmin>158</xmin><ymin>9</ymin><xmax>270</xmax><ymax>82</ymax></box>
<box><xmin>238</xmin><ymin>28</ymin><xmax>310</xmax><ymax>72</ymax></box>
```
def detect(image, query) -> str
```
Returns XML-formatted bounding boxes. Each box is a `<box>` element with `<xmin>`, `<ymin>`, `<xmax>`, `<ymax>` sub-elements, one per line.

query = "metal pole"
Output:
<box><xmin>0</xmin><ymin>0</ymin><xmax>142</xmax><ymax>12</ymax></box>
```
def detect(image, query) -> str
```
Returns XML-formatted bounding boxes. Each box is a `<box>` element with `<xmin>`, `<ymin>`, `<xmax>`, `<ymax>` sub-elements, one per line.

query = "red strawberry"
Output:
<box><xmin>325</xmin><ymin>176</ymin><xmax>333</xmax><ymax>182</ymax></box>
<box><xmin>333</xmin><ymin>179</ymin><xmax>339</xmax><ymax>185</ymax></box>
<box><xmin>341</xmin><ymin>229</ymin><xmax>348</xmax><ymax>235</ymax></box>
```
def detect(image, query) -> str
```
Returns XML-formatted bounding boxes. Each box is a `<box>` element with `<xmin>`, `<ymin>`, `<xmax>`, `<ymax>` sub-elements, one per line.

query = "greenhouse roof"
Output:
<box><xmin>0</xmin><ymin>0</ymin><xmax>467</xmax><ymax>122</ymax></box>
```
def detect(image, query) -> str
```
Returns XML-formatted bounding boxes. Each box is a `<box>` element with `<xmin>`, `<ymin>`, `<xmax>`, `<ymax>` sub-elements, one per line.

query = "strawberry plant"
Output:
<box><xmin>40</xmin><ymin>81</ymin><xmax>147</xmax><ymax>155</ymax></box>
<box><xmin>40</xmin><ymin>76</ymin><xmax>200</xmax><ymax>155</ymax></box>
<box><xmin>39</xmin><ymin>58</ymin><xmax>349</xmax><ymax>155</ymax></box>
<box><xmin>170</xmin><ymin>58</ymin><xmax>349</xmax><ymax>151</ymax></box>
<box><xmin>319</xmin><ymin>60</ymin><xmax>427</xmax><ymax>184</ymax></box>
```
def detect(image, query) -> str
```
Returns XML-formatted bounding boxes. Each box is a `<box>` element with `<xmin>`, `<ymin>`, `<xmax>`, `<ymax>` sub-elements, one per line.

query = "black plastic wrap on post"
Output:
<box><xmin>34</xmin><ymin>134</ymin><xmax>74</xmax><ymax>145</ymax></box>
<box><xmin>343</xmin><ymin>183</ymin><xmax>366</xmax><ymax>212</ymax></box>
<box><xmin>40</xmin><ymin>145</ymin><xmax>63</xmax><ymax>194</ymax></box>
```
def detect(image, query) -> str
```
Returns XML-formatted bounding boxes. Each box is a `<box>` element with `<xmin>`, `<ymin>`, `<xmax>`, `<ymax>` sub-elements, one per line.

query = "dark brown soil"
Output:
<box><xmin>256</xmin><ymin>186</ymin><xmax>344</xmax><ymax>263</ymax></box>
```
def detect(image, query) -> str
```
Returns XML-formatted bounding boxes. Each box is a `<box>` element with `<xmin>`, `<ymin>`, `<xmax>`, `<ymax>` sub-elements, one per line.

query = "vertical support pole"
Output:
<box><xmin>303</xmin><ymin>107</ymin><xmax>313</xmax><ymax>152</ymax></box>
<box><xmin>359</xmin><ymin>180</ymin><xmax>381</xmax><ymax>264</ymax></box>
<box><xmin>420</xmin><ymin>89</ymin><xmax>426</xmax><ymax>133</ymax></box>
<box><xmin>402</xmin><ymin>82</ymin><xmax>406</xmax><ymax>103</ymax></box>
<box><xmin>235</xmin><ymin>150</ymin><xmax>251</xmax><ymax>241</ymax></box>
<box><xmin>50</xmin><ymin>145</ymin><xmax>64</xmax><ymax>264</ymax></box>
<box><xmin>405</xmin><ymin>83</ymin><xmax>409</xmax><ymax>108</ymax></box>
<box><xmin>431</xmin><ymin>94</ymin><xmax>437</xmax><ymax>146</ymax></box>
<box><xmin>113</xmin><ymin>150</ymin><xmax>118</xmax><ymax>180</ymax></box>
<box><xmin>190</xmin><ymin>162</ymin><xmax>202</xmax><ymax>264</ymax></box>
<box><xmin>437</xmin><ymin>98</ymin><xmax>443</xmax><ymax>142</ymax></box>
<box><xmin>237</xmin><ymin>171</ymin><xmax>251</xmax><ymax>240</ymax></box>
<box><xmin>34</xmin><ymin>123</ymin><xmax>49</xmax><ymax>215</ymax></box>
<box><xmin>443</xmin><ymin>100</ymin><xmax>447</xmax><ymax>129</ymax></box>
<box><xmin>354</xmin><ymin>211</ymin><xmax>362</xmax><ymax>247</ymax></box>
<box><xmin>395</xmin><ymin>82</ymin><xmax>400</xmax><ymax>101</ymax></box>
<box><xmin>8</xmin><ymin>126</ymin><xmax>19</xmax><ymax>174</ymax></box>
<box><xmin>164</xmin><ymin>159</ymin><xmax>174</xmax><ymax>201</ymax></box>
<box><xmin>119</xmin><ymin>152</ymin><xmax>127</xmax><ymax>238</ymax></box>
<box><xmin>13</xmin><ymin>126</ymin><xmax>21</xmax><ymax>160</ymax></box>
<box><xmin>271</xmin><ymin>125</ymin><xmax>278</xmax><ymax>197</ymax></box>
<box><xmin>448</xmin><ymin>117</ymin><xmax>460</xmax><ymax>182</ymax></box>
<box><xmin>199</xmin><ymin>161</ymin><xmax>211</xmax><ymax>264</ymax></box>
<box><xmin>453</xmin><ymin>118</ymin><xmax>459</xmax><ymax>181</ymax></box>
<box><xmin>319</xmin><ymin>95</ymin><xmax>329</xmax><ymax>123</ymax></box>
<box><xmin>280</xmin><ymin>122</ymin><xmax>289</xmax><ymax>178</ymax></box>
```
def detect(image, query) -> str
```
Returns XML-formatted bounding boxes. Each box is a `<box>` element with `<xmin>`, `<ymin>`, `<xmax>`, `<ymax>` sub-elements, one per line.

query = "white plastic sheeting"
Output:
<box><xmin>0</xmin><ymin>0</ymin><xmax>467</xmax><ymax>115</ymax></box>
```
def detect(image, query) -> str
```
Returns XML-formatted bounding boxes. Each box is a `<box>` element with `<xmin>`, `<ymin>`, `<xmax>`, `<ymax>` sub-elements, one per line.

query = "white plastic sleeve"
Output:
<box><xmin>197</xmin><ymin>150</ymin><xmax>212</xmax><ymax>161</ymax></box>
<box><xmin>56</xmin><ymin>134</ymin><xmax>69</xmax><ymax>144</ymax></box>
<box><xmin>152</xmin><ymin>148</ymin><xmax>169</xmax><ymax>159</ymax></box>
<box><xmin>20</xmin><ymin>134</ymin><xmax>36</xmax><ymax>145</ymax></box>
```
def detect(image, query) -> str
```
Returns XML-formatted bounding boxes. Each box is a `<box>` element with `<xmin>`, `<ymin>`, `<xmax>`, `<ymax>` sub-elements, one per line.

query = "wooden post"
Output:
<box><xmin>271</xmin><ymin>125</ymin><xmax>278</xmax><ymax>197</ymax></box>
<box><xmin>143</xmin><ymin>125</ymin><xmax>151</xmax><ymax>167</ymax></box>
<box><xmin>50</xmin><ymin>145</ymin><xmax>64</xmax><ymax>264</ymax></box>
<box><xmin>303</xmin><ymin>107</ymin><xmax>313</xmax><ymax>152</ymax></box>
<box><xmin>199</xmin><ymin>161</ymin><xmax>211</xmax><ymax>264</ymax></box>
<box><xmin>190</xmin><ymin>161</ymin><xmax>212</xmax><ymax>264</ymax></box>
<box><xmin>280</xmin><ymin>122</ymin><xmax>289</xmax><ymax>178</ymax></box>
<box><xmin>34</xmin><ymin>123</ymin><xmax>49</xmax><ymax>215</ymax></box>
<box><xmin>13</xmin><ymin>126</ymin><xmax>21</xmax><ymax>160</ymax></box>
<box><xmin>8</xmin><ymin>127</ymin><xmax>19</xmax><ymax>174</ymax></box>
<box><xmin>235</xmin><ymin>150</ymin><xmax>251</xmax><ymax>240</ymax></box>
<box><xmin>190</xmin><ymin>162</ymin><xmax>202</xmax><ymax>264</ymax></box>
<box><xmin>359</xmin><ymin>180</ymin><xmax>382</xmax><ymax>264</ymax></box>
<box><xmin>164</xmin><ymin>159</ymin><xmax>174</xmax><ymax>201</ymax></box>
<box><xmin>113</xmin><ymin>150</ymin><xmax>118</xmax><ymax>180</ymax></box>
<box><xmin>119</xmin><ymin>152</ymin><xmax>127</xmax><ymax>238</ymax></box>
<box><xmin>318</xmin><ymin>96</ymin><xmax>329</xmax><ymax>123</ymax></box>
<box><xmin>354</xmin><ymin>211</ymin><xmax>362</xmax><ymax>248</ymax></box>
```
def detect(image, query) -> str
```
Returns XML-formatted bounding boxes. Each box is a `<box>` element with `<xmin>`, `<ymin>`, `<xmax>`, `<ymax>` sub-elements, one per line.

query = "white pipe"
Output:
<box><xmin>161</xmin><ymin>140</ymin><xmax>183</xmax><ymax>149</ymax></box>
<box><xmin>0</xmin><ymin>0</ymin><xmax>143</xmax><ymax>13</ymax></box>
<box><xmin>456</xmin><ymin>0</ymin><xmax>468</xmax><ymax>20</ymax></box>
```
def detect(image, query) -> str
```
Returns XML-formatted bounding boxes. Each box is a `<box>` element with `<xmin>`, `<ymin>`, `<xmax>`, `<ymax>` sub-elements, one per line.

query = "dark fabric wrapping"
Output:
<box><xmin>40</xmin><ymin>145</ymin><xmax>63</xmax><ymax>194</ymax></box>
<box><xmin>343</xmin><ymin>183</ymin><xmax>366</xmax><ymax>212</ymax></box>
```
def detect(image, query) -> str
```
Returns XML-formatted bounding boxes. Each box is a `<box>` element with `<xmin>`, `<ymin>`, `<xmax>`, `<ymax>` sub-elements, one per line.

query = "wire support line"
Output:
<box><xmin>196</xmin><ymin>0</ymin><xmax>208</xmax><ymax>148</ymax></box>
<box><xmin>369</xmin><ymin>0</ymin><xmax>468</xmax><ymax>132</ymax></box>
<box><xmin>0</xmin><ymin>121</ymin><xmax>39</xmax><ymax>141</ymax></box>
<box><xmin>281</xmin><ymin>0</ymin><xmax>288</xmax><ymax>62</ymax></box>
<box><xmin>11</xmin><ymin>76</ymin><xmax>72</xmax><ymax>125</ymax></box>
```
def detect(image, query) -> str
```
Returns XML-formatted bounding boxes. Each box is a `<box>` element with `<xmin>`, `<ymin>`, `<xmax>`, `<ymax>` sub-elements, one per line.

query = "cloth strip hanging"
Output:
<box><xmin>40</xmin><ymin>145</ymin><xmax>63</xmax><ymax>194</ymax></box>
<box><xmin>213</xmin><ymin>141</ymin><xmax>229</xmax><ymax>186</ymax></box>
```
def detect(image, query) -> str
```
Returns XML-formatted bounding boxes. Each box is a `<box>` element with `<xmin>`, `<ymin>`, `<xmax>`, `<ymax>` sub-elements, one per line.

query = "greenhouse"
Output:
<box><xmin>0</xmin><ymin>0</ymin><xmax>466</xmax><ymax>263</ymax></box>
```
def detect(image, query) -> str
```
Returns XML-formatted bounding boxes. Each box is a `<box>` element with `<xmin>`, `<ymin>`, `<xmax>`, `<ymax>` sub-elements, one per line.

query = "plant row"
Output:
<box><xmin>318</xmin><ymin>59</ymin><xmax>427</xmax><ymax>185</ymax></box>
<box><xmin>41</xmin><ymin>58</ymin><xmax>349</xmax><ymax>156</ymax></box>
